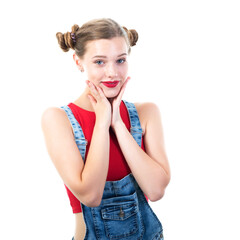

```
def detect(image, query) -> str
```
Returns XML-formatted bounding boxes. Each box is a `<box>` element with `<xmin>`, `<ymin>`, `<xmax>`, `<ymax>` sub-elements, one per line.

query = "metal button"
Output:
<box><xmin>119</xmin><ymin>208</ymin><xmax>125</xmax><ymax>218</ymax></box>
<box><xmin>160</xmin><ymin>233</ymin><xmax>163</xmax><ymax>238</ymax></box>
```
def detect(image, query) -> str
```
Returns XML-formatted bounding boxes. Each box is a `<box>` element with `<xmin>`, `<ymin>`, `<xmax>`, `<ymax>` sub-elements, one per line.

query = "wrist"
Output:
<box><xmin>95</xmin><ymin>120</ymin><xmax>110</xmax><ymax>131</ymax></box>
<box><xmin>112</xmin><ymin>120</ymin><xmax>125</xmax><ymax>133</ymax></box>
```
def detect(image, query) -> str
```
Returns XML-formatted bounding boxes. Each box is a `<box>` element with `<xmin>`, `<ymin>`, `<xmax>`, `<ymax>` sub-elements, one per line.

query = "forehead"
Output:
<box><xmin>84</xmin><ymin>37</ymin><xmax>128</xmax><ymax>58</ymax></box>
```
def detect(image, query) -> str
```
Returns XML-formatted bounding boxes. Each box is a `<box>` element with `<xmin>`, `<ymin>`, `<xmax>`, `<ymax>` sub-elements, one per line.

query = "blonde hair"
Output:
<box><xmin>56</xmin><ymin>18</ymin><xmax>138</xmax><ymax>57</ymax></box>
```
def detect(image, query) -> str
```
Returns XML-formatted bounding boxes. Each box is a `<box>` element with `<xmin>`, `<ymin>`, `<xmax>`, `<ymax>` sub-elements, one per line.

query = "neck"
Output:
<box><xmin>73</xmin><ymin>87</ymin><xmax>115</xmax><ymax>112</ymax></box>
<box><xmin>73</xmin><ymin>88</ymin><xmax>94</xmax><ymax>112</ymax></box>
<box><xmin>107</xmin><ymin>97</ymin><xmax>114</xmax><ymax>104</ymax></box>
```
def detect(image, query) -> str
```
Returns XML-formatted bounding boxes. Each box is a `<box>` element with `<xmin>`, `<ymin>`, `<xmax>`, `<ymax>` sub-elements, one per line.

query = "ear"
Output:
<box><xmin>73</xmin><ymin>52</ymin><xmax>84</xmax><ymax>72</ymax></box>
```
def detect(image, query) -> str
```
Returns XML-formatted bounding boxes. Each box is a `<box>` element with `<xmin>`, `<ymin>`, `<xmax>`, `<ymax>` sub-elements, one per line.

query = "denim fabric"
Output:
<box><xmin>123</xmin><ymin>100</ymin><xmax>143</xmax><ymax>147</ymax></box>
<box><xmin>60</xmin><ymin>105</ymin><xmax>88</xmax><ymax>161</ymax></box>
<box><xmin>62</xmin><ymin>100</ymin><xmax>163</xmax><ymax>240</ymax></box>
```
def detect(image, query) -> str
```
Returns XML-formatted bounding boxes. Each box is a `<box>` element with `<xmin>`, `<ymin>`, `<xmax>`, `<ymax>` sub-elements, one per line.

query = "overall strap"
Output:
<box><xmin>61</xmin><ymin>101</ymin><xmax>142</xmax><ymax>162</ymax></box>
<box><xmin>60</xmin><ymin>106</ymin><xmax>87</xmax><ymax>162</ymax></box>
<box><xmin>122</xmin><ymin>100</ymin><xmax>143</xmax><ymax>147</ymax></box>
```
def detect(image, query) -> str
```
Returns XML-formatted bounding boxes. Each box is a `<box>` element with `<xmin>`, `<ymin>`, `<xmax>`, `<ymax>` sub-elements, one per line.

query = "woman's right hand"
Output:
<box><xmin>86</xmin><ymin>80</ymin><xmax>111</xmax><ymax>129</ymax></box>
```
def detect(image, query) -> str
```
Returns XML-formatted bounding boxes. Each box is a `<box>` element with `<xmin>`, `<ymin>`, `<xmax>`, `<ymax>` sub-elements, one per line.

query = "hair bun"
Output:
<box><xmin>56</xmin><ymin>24</ymin><xmax>80</xmax><ymax>52</ymax></box>
<box><xmin>71</xmin><ymin>24</ymin><xmax>80</xmax><ymax>33</ymax></box>
<box><xmin>128</xmin><ymin>29</ymin><xmax>138</xmax><ymax>46</ymax></box>
<box><xmin>123</xmin><ymin>27</ymin><xmax>138</xmax><ymax>47</ymax></box>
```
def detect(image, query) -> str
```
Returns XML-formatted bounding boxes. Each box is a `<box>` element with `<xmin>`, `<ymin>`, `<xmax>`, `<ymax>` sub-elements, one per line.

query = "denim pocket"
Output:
<box><xmin>101</xmin><ymin>192</ymin><xmax>144</xmax><ymax>239</ymax></box>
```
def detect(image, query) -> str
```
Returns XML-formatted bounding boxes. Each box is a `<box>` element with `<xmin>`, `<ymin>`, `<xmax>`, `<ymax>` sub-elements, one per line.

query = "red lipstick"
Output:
<box><xmin>101</xmin><ymin>81</ymin><xmax>119</xmax><ymax>88</ymax></box>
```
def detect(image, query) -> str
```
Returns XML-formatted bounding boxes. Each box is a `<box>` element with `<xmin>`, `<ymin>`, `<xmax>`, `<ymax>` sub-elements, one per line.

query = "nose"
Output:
<box><xmin>105</xmin><ymin>63</ymin><xmax>118</xmax><ymax>78</ymax></box>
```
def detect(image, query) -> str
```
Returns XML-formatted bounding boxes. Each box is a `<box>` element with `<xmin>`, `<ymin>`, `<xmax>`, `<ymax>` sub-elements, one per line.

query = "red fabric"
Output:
<box><xmin>65</xmin><ymin>101</ymin><xmax>147</xmax><ymax>213</ymax></box>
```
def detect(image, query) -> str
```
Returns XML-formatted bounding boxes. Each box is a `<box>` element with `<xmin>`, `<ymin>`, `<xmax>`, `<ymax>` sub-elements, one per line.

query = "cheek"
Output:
<box><xmin>120</xmin><ymin>65</ymin><xmax>128</xmax><ymax>78</ymax></box>
<box><xmin>86</xmin><ymin>67</ymin><xmax>104</xmax><ymax>80</ymax></box>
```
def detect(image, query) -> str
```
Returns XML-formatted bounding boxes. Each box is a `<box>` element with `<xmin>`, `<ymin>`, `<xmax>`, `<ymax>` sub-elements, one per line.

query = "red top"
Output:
<box><xmin>65</xmin><ymin>100</ymin><xmax>146</xmax><ymax>213</ymax></box>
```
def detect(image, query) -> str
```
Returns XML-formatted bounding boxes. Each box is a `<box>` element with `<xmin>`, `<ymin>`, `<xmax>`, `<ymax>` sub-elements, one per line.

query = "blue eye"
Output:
<box><xmin>117</xmin><ymin>58</ymin><xmax>126</xmax><ymax>64</ymax></box>
<box><xmin>95</xmin><ymin>60</ymin><xmax>104</xmax><ymax>65</ymax></box>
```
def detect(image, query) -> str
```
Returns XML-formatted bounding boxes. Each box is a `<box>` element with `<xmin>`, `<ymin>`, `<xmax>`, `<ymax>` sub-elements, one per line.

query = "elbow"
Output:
<box><xmin>148</xmin><ymin>189</ymin><xmax>165</xmax><ymax>202</ymax></box>
<box><xmin>80</xmin><ymin>192</ymin><xmax>102</xmax><ymax>208</ymax></box>
<box><xmin>149</xmin><ymin>176</ymin><xmax>171</xmax><ymax>202</ymax></box>
<box><xmin>87</xmin><ymin>196</ymin><xmax>102</xmax><ymax>208</ymax></box>
<box><xmin>73</xmin><ymin>180</ymin><xmax>104</xmax><ymax>208</ymax></box>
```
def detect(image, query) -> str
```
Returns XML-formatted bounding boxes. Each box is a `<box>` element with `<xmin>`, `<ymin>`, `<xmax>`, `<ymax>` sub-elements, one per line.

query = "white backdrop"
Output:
<box><xmin>0</xmin><ymin>0</ymin><xmax>239</xmax><ymax>239</ymax></box>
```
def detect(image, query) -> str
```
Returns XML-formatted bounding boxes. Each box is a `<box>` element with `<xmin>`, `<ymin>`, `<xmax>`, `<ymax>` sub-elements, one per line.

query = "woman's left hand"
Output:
<box><xmin>110</xmin><ymin>76</ymin><xmax>130</xmax><ymax>130</ymax></box>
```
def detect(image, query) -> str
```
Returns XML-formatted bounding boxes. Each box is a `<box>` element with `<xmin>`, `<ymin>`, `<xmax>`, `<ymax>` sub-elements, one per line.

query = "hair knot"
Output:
<box><xmin>70</xmin><ymin>32</ymin><xmax>76</xmax><ymax>43</ymax></box>
<box><xmin>123</xmin><ymin>26</ymin><xmax>138</xmax><ymax>47</ymax></box>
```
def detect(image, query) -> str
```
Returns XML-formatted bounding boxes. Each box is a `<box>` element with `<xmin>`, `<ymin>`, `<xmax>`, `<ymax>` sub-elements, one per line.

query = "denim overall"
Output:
<box><xmin>61</xmin><ymin>100</ymin><xmax>164</xmax><ymax>240</ymax></box>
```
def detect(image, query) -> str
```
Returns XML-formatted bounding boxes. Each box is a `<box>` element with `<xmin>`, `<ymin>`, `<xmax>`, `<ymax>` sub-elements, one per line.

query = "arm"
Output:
<box><xmin>112</xmin><ymin>102</ymin><xmax>171</xmax><ymax>202</ymax></box>
<box><xmin>41</xmin><ymin>107</ymin><xmax>110</xmax><ymax>207</ymax></box>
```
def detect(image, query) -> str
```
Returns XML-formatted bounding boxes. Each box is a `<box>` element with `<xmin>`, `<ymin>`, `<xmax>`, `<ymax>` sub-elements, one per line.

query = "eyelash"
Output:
<box><xmin>94</xmin><ymin>58</ymin><xmax>126</xmax><ymax>66</ymax></box>
<box><xmin>95</xmin><ymin>60</ymin><xmax>104</xmax><ymax>65</ymax></box>
<box><xmin>117</xmin><ymin>58</ymin><xmax>126</xmax><ymax>64</ymax></box>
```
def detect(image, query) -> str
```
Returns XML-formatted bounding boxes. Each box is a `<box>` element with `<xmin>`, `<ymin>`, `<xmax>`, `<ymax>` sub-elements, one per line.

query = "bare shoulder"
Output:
<box><xmin>133</xmin><ymin>102</ymin><xmax>161</xmax><ymax>135</ymax></box>
<box><xmin>41</xmin><ymin>106</ymin><xmax>66</xmax><ymax>120</ymax></box>
<box><xmin>134</xmin><ymin>102</ymin><xmax>160</xmax><ymax>115</ymax></box>
<box><xmin>41</xmin><ymin>106</ymin><xmax>72</xmax><ymax>135</ymax></box>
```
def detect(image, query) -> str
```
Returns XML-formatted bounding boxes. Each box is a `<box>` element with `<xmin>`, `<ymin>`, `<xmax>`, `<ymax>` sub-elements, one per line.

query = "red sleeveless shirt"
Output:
<box><xmin>65</xmin><ymin>101</ymin><xmax>146</xmax><ymax>213</ymax></box>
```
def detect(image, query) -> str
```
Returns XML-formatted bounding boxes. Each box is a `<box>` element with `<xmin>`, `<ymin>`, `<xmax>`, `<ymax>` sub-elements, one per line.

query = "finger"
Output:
<box><xmin>87</xmin><ymin>81</ymin><xmax>101</xmax><ymax>100</ymax></box>
<box><xmin>125</xmin><ymin>76</ymin><xmax>131</xmax><ymax>84</ymax></box>
<box><xmin>116</xmin><ymin>76</ymin><xmax>131</xmax><ymax>102</ymax></box>
<box><xmin>87</xmin><ymin>94</ymin><xmax>97</xmax><ymax>108</ymax></box>
<box><xmin>96</xmin><ymin>86</ymin><xmax>107</xmax><ymax>99</ymax></box>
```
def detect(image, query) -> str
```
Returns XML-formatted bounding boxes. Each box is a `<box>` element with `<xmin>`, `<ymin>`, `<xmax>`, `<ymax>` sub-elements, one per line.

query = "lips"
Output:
<box><xmin>101</xmin><ymin>81</ymin><xmax>119</xmax><ymax>88</ymax></box>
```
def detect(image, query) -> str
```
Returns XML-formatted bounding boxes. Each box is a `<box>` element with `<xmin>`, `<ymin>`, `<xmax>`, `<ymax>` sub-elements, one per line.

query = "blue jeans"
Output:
<box><xmin>62</xmin><ymin>100</ymin><xmax>164</xmax><ymax>240</ymax></box>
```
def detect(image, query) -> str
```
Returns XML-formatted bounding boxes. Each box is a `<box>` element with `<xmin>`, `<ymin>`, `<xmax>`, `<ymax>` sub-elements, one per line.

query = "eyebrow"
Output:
<box><xmin>92</xmin><ymin>53</ymin><xmax>127</xmax><ymax>59</ymax></box>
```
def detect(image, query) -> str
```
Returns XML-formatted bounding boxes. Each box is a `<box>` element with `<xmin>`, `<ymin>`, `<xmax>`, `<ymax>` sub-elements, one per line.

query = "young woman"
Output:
<box><xmin>41</xmin><ymin>18</ymin><xmax>170</xmax><ymax>240</ymax></box>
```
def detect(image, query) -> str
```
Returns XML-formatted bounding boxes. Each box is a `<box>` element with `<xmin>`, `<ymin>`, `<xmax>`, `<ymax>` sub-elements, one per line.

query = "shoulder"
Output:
<box><xmin>41</xmin><ymin>106</ymin><xmax>72</xmax><ymax>134</ymax></box>
<box><xmin>41</xmin><ymin>106</ymin><xmax>66</xmax><ymax>125</ymax></box>
<box><xmin>133</xmin><ymin>102</ymin><xmax>161</xmax><ymax>135</ymax></box>
<box><xmin>134</xmin><ymin>102</ymin><xmax>160</xmax><ymax>116</ymax></box>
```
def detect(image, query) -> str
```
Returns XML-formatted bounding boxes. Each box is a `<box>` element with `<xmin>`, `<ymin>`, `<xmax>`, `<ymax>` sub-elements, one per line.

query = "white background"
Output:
<box><xmin>0</xmin><ymin>0</ymin><xmax>239</xmax><ymax>239</ymax></box>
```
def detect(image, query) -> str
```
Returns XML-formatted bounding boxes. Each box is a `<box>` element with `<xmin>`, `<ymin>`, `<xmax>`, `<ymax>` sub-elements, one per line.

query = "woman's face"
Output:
<box><xmin>78</xmin><ymin>37</ymin><xmax>129</xmax><ymax>99</ymax></box>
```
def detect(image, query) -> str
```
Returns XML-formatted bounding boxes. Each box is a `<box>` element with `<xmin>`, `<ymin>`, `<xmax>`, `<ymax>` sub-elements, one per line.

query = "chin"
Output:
<box><xmin>106</xmin><ymin>94</ymin><xmax>118</xmax><ymax>100</ymax></box>
<box><xmin>103</xmin><ymin>90</ymin><xmax>120</xmax><ymax>99</ymax></box>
